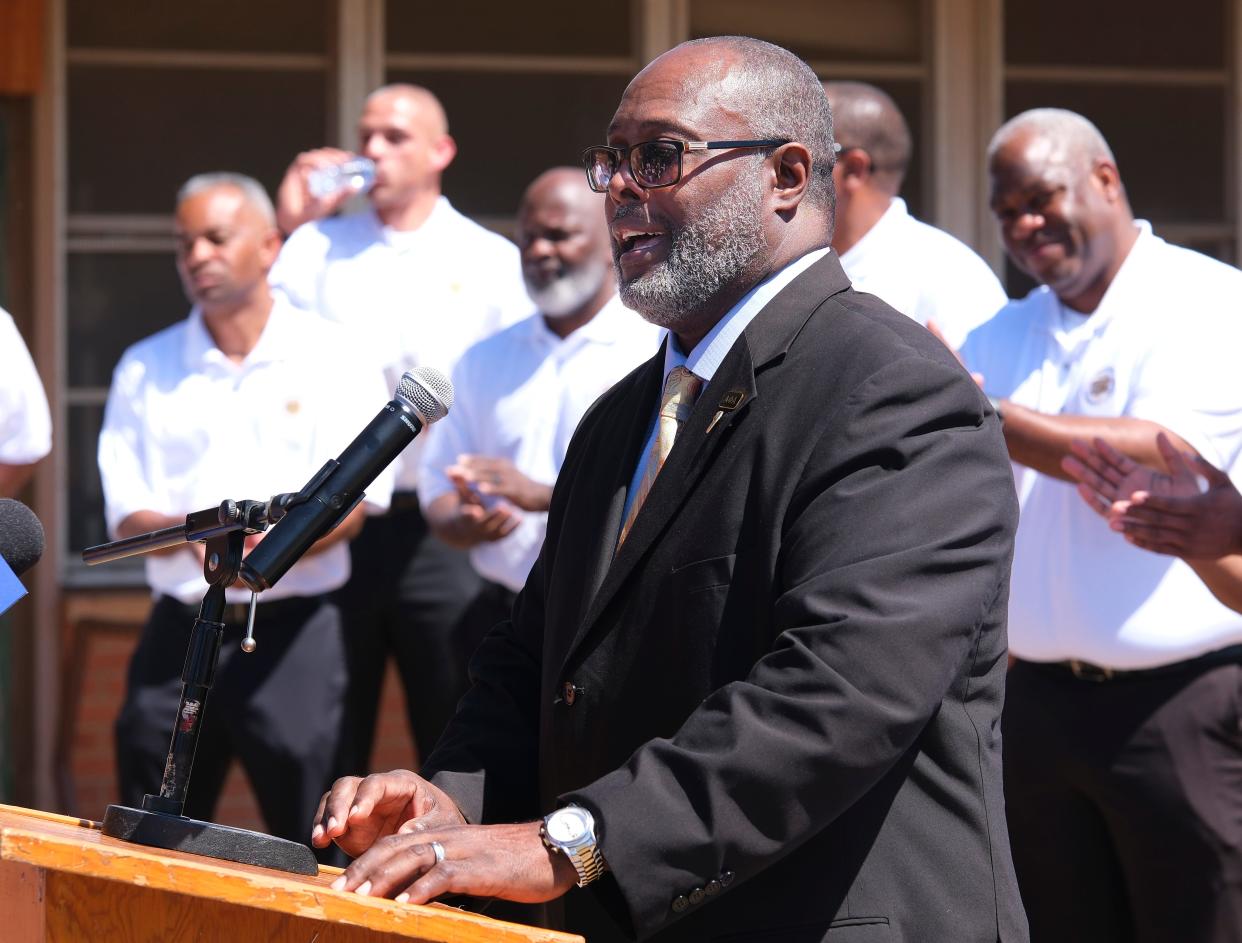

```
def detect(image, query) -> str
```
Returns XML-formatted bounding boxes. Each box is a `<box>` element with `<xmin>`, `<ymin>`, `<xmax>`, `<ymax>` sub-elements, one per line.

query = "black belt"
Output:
<box><xmin>162</xmin><ymin>594</ymin><xmax>322</xmax><ymax>626</ymax></box>
<box><xmin>389</xmin><ymin>491</ymin><xmax>423</xmax><ymax>512</ymax></box>
<box><xmin>1028</xmin><ymin>644</ymin><xmax>1242</xmax><ymax>683</ymax></box>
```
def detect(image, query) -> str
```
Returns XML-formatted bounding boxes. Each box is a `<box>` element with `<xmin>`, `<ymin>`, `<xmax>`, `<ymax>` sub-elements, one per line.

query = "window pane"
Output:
<box><xmin>1005</xmin><ymin>0</ymin><xmax>1226</xmax><ymax>70</ymax></box>
<box><xmin>67</xmin><ymin>252</ymin><xmax>184</xmax><ymax>390</ymax></box>
<box><xmin>690</xmin><ymin>0</ymin><xmax>924</xmax><ymax>64</ymax></box>
<box><xmin>387</xmin><ymin>69</ymin><xmax>629</xmax><ymax>218</ymax></box>
<box><xmin>68</xmin><ymin>0</ymin><xmax>330</xmax><ymax>54</ymax></box>
<box><xmin>1004</xmin><ymin>82</ymin><xmax>1226</xmax><ymax>223</ymax></box>
<box><xmin>68</xmin><ymin>403</ymin><xmax>108</xmax><ymax>556</ymax></box>
<box><xmin>68</xmin><ymin>66</ymin><xmax>326</xmax><ymax>215</ymax></box>
<box><xmin>387</xmin><ymin>0</ymin><xmax>634</xmax><ymax>57</ymax></box>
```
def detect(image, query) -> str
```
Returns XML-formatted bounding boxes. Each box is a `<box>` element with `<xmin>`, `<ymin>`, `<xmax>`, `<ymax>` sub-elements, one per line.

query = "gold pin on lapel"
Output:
<box><xmin>706</xmin><ymin>389</ymin><xmax>746</xmax><ymax>434</ymax></box>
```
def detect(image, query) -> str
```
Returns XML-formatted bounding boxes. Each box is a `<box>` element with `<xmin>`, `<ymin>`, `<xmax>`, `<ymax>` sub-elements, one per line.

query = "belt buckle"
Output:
<box><xmin>1068</xmin><ymin>659</ymin><xmax>1114</xmax><ymax>682</ymax></box>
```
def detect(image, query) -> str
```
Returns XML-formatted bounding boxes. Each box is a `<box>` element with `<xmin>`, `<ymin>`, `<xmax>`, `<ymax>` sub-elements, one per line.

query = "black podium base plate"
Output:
<box><xmin>101</xmin><ymin>804</ymin><xmax>319</xmax><ymax>876</ymax></box>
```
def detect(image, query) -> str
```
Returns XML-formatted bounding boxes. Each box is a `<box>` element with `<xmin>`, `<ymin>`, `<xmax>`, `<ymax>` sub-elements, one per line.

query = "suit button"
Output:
<box><xmin>672</xmin><ymin>895</ymin><xmax>689</xmax><ymax>913</ymax></box>
<box><xmin>705</xmin><ymin>879</ymin><xmax>722</xmax><ymax>896</ymax></box>
<box><xmin>689</xmin><ymin>886</ymin><xmax>705</xmax><ymax>905</ymax></box>
<box><xmin>720</xmin><ymin>870</ymin><xmax>735</xmax><ymax>887</ymax></box>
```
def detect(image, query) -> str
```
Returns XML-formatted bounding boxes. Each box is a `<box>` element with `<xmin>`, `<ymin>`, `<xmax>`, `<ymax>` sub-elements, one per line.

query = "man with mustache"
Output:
<box><xmin>960</xmin><ymin>108</ymin><xmax>1242</xmax><ymax>942</ymax></box>
<box><xmin>419</xmin><ymin>167</ymin><xmax>658</xmax><ymax>652</ymax></box>
<box><xmin>824</xmin><ymin>80</ymin><xmax>1005</xmax><ymax>349</ymax></box>
<box><xmin>314</xmin><ymin>37</ymin><xmax>1025</xmax><ymax>943</ymax></box>
<box><xmin>98</xmin><ymin>173</ymin><xmax>391</xmax><ymax>849</ymax></box>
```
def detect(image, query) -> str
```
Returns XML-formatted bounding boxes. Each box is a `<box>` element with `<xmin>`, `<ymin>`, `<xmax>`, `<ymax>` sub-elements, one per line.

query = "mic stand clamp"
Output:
<box><xmin>97</xmin><ymin>500</ymin><xmax>318</xmax><ymax>875</ymax></box>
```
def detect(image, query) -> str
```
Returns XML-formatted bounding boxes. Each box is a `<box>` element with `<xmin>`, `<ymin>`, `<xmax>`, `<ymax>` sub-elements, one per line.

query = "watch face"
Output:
<box><xmin>547</xmin><ymin>807</ymin><xmax>590</xmax><ymax>844</ymax></box>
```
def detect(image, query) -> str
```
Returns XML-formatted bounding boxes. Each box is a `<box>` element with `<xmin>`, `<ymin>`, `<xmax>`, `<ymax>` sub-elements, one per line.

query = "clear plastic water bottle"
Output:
<box><xmin>307</xmin><ymin>157</ymin><xmax>376</xmax><ymax>199</ymax></box>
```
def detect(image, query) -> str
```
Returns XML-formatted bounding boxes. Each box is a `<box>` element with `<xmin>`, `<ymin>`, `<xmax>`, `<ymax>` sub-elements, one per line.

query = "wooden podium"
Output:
<box><xmin>0</xmin><ymin>805</ymin><xmax>583</xmax><ymax>942</ymax></box>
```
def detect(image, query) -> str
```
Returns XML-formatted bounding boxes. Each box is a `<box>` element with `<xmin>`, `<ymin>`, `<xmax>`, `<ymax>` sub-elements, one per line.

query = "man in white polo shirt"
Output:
<box><xmin>268</xmin><ymin>84</ymin><xmax>534</xmax><ymax>776</ymax></box>
<box><xmin>823</xmin><ymin>80</ymin><xmax>1005</xmax><ymax>349</ymax></box>
<box><xmin>961</xmin><ymin>108</ymin><xmax>1242</xmax><ymax>943</ymax></box>
<box><xmin>419</xmin><ymin>168</ymin><xmax>659</xmax><ymax>642</ymax></box>
<box><xmin>0</xmin><ymin>306</ymin><xmax>52</xmax><ymax>497</ymax></box>
<box><xmin>99</xmin><ymin>173</ymin><xmax>392</xmax><ymax>848</ymax></box>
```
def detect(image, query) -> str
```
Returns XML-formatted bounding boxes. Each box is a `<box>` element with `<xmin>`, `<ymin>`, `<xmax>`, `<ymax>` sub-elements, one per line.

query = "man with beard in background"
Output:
<box><xmin>313</xmin><ymin>37</ymin><xmax>1024</xmax><ymax>943</ymax></box>
<box><xmin>419</xmin><ymin>166</ymin><xmax>659</xmax><ymax>658</ymax></box>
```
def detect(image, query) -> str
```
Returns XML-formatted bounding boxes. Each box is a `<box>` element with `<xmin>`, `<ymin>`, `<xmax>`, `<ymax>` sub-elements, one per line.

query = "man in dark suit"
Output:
<box><xmin>312</xmin><ymin>35</ymin><xmax>1027</xmax><ymax>943</ymax></box>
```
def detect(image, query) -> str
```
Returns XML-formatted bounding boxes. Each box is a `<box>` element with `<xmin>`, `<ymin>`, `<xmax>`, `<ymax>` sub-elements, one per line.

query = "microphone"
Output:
<box><xmin>0</xmin><ymin>498</ymin><xmax>45</xmax><ymax>577</ymax></box>
<box><xmin>0</xmin><ymin>499</ymin><xmax>45</xmax><ymax>616</ymax></box>
<box><xmin>239</xmin><ymin>367</ymin><xmax>453</xmax><ymax>593</ymax></box>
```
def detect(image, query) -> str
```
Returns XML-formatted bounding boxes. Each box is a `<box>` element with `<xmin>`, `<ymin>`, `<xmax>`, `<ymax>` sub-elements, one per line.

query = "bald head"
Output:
<box><xmin>988</xmin><ymin>108</ymin><xmax>1115</xmax><ymax>174</ymax></box>
<box><xmin>365</xmin><ymin>83</ymin><xmax>449</xmax><ymax>135</ymax></box>
<box><xmin>522</xmin><ymin>167</ymin><xmax>601</xmax><ymax>220</ymax></box>
<box><xmin>663</xmin><ymin>36</ymin><xmax>836</xmax><ymax>213</ymax></box>
<box><xmin>823</xmin><ymin>81</ymin><xmax>911</xmax><ymax>193</ymax></box>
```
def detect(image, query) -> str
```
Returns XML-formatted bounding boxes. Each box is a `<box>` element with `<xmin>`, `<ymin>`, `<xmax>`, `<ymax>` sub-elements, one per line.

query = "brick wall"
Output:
<box><xmin>69</xmin><ymin>628</ymin><xmax>417</xmax><ymax>832</ymax></box>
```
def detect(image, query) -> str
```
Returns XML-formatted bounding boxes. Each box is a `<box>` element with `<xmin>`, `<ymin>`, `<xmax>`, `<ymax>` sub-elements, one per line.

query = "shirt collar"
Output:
<box><xmin>530</xmin><ymin>292</ymin><xmax>632</xmax><ymax>349</ymax></box>
<box><xmin>378</xmin><ymin>196</ymin><xmax>455</xmax><ymax>252</ymax></box>
<box><xmin>662</xmin><ymin>246</ymin><xmax>833</xmax><ymax>382</ymax></box>
<box><xmin>840</xmin><ymin>197</ymin><xmax>907</xmax><ymax>268</ymax></box>
<box><xmin>182</xmin><ymin>299</ymin><xmax>297</xmax><ymax>371</ymax></box>
<box><xmin>1048</xmin><ymin>220</ymin><xmax>1152</xmax><ymax>354</ymax></box>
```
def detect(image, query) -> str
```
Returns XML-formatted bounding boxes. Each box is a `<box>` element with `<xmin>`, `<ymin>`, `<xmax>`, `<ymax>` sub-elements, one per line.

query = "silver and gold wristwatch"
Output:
<box><xmin>540</xmin><ymin>804</ymin><xmax>606</xmax><ymax>887</ymax></box>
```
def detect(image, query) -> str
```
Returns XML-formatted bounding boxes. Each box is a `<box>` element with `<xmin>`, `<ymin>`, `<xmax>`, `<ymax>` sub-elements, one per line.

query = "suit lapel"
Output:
<box><xmin>563</xmin><ymin>252</ymin><xmax>853</xmax><ymax>667</ymax></box>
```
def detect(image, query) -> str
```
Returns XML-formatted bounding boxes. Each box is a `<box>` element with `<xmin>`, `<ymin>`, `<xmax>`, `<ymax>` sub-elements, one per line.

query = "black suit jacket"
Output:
<box><xmin>424</xmin><ymin>253</ymin><xmax>1028</xmax><ymax>943</ymax></box>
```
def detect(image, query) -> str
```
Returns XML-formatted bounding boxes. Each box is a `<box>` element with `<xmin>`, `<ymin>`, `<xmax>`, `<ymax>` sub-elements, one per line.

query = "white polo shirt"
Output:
<box><xmin>98</xmin><ymin>300</ymin><xmax>394</xmax><ymax>604</ymax></box>
<box><xmin>268</xmin><ymin>198</ymin><xmax>535</xmax><ymax>492</ymax></box>
<box><xmin>840</xmin><ymin>198</ymin><xmax>1007</xmax><ymax>350</ymax></box>
<box><xmin>961</xmin><ymin>222</ymin><xmax>1242</xmax><ymax>669</ymax></box>
<box><xmin>0</xmin><ymin>307</ymin><xmax>52</xmax><ymax>465</ymax></box>
<box><xmin>418</xmin><ymin>296</ymin><xmax>660</xmax><ymax>591</ymax></box>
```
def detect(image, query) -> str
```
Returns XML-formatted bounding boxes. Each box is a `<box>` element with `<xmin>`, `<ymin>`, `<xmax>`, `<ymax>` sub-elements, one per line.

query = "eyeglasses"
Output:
<box><xmin>582</xmin><ymin>138</ymin><xmax>790</xmax><ymax>193</ymax></box>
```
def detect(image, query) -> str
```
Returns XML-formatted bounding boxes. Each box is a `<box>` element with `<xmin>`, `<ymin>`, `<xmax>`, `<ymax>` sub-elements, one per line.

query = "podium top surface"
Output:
<box><xmin>0</xmin><ymin>804</ymin><xmax>583</xmax><ymax>942</ymax></box>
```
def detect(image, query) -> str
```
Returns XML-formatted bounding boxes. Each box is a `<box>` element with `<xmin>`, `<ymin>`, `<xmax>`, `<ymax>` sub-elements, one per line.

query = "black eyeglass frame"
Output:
<box><xmin>582</xmin><ymin>138</ymin><xmax>791</xmax><ymax>193</ymax></box>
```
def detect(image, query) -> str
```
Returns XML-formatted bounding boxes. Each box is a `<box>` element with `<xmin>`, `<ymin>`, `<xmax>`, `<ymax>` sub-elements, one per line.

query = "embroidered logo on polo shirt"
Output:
<box><xmin>1086</xmin><ymin>367</ymin><xmax>1115</xmax><ymax>404</ymax></box>
<box><xmin>286</xmin><ymin>400</ymin><xmax>301</xmax><ymax>414</ymax></box>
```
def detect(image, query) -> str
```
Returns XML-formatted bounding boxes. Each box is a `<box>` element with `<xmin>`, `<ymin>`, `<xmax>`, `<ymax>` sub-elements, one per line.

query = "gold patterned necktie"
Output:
<box><xmin>618</xmin><ymin>366</ymin><xmax>704</xmax><ymax>547</ymax></box>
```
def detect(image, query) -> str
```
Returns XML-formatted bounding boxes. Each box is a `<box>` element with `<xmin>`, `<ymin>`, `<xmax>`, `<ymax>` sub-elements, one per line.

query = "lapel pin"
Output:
<box><xmin>706</xmin><ymin>390</ymin><xmax>747</xmax><ymax>435</ymax></box>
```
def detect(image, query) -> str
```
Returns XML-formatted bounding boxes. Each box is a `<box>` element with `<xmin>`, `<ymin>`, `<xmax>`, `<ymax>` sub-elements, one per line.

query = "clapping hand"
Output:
<box><xmin>1062</xmin><ymin>433</ymin><xmax>1242</xmax><ymax>560</ymax></box>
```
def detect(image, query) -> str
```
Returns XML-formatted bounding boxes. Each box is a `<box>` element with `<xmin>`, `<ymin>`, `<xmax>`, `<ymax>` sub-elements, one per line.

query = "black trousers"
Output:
<box><xmin>332</xmin><ymin>502</ymin><xmax>484</xmax><ymax>775</ymax></box>
<box><xmin>1003</xmin><ymin>657</ymin><xmax>1242</xmax><ymax>943</ymax></box>
<box><xmin>115</xmin><ymin>594</ymin><xmax>346</xmax><ymax>848</ymax></box>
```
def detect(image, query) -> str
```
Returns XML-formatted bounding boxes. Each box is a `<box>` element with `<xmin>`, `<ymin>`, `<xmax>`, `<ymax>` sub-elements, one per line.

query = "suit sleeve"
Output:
<box><xmin>564</xmin><ymin>355</ymin><xmax>1018</xmax><ymax>939</ymax></box>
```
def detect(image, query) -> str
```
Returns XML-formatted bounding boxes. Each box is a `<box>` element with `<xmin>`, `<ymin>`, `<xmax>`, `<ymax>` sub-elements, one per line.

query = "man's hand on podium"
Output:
<box><xmin>312</xmin><ymin>769</ymin><xmax>577</xmax><ymax>905</ymax></box>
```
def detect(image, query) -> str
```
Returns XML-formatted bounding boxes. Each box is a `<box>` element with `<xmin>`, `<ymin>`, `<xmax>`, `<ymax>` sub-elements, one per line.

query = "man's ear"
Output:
<box><xmin>771</xmin><ymin>142</ymin><xmax>812</xmax><ymax>212</ymax></box>
<box><xmin>836</xmin><ymin>148</ymin><xmax>871</xmax><ymax>193</ymax></box>
<box><xmin>431</xmin><ymin>134</ymin><xmax>458</xmax><ymax>173</ymax></box>
<box><xmin>1092</xmin><ymin>160</ymin><xmax>1124</xmax><ymax>203</ymax></box>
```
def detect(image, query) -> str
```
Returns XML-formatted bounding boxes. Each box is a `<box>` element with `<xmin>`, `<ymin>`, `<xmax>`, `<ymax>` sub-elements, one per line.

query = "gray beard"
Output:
<box><xmin>526</xmin><ymin>256</ymin><xmax>610</xmax><ymax>318</ymax></box>
<box><xmin>615</xmin><ymin>173</ymin><xmax>768</xmax><ymax>331</ymax></box>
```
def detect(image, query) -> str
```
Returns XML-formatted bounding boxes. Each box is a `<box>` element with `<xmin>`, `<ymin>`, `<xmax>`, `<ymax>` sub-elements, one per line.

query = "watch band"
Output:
<box><xmin>565</xmin><ymin>840</ymin><xmax>606</xmax><ymax>887</ymax></box>
<box><xmin>540</xmin><ymin>808</ymin><xmax>607</xmax><ymax>887</ymax></box>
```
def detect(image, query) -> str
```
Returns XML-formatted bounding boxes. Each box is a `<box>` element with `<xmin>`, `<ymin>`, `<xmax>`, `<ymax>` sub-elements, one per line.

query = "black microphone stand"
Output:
<box><xmin>82</xmin><ymin>498</ymin><xmax>319</xmax><ymax>875</ymax></box>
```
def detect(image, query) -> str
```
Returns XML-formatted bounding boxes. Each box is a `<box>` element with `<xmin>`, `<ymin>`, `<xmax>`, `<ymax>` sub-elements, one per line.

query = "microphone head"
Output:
<box><xmin>397</xmin><ymin>367</ymin><xmax>454</xmax><ymax>425</ymax></box>
<box><xmin>0</xmin><ymin>499</ymin><xmax>45</xmax><ymax>577</ymax></box>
